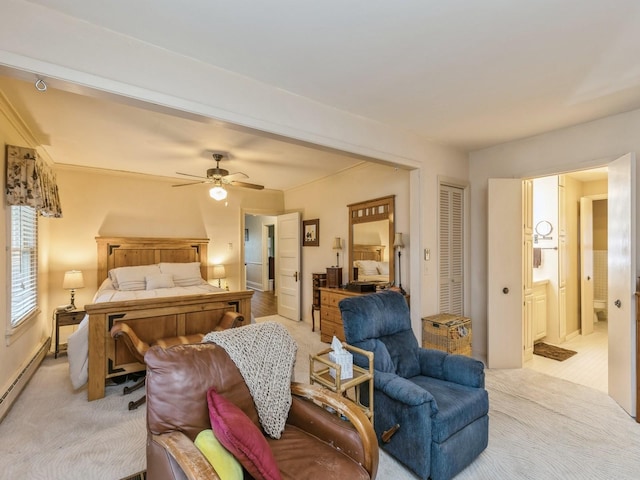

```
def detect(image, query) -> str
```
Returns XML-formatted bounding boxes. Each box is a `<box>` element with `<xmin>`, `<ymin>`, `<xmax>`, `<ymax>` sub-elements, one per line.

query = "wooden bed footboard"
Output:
<box><xmin>85</xmin><ymin>290</ymin><xmax>253</xmax><ymax>401</ymax></box>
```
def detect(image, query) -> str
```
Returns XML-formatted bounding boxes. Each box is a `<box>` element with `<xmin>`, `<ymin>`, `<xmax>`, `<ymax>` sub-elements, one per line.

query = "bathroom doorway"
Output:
<box><xmin>526</xmin><ymin>167</ymin><xmax>609</xmax><ymax>393</ymax></box>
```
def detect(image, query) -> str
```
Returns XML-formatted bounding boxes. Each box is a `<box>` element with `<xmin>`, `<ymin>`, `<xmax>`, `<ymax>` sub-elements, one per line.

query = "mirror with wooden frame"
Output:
<box><xmin>348</xmin><ymin>195</ymin><xmax>395</xmax><ymax>285</ymax></box>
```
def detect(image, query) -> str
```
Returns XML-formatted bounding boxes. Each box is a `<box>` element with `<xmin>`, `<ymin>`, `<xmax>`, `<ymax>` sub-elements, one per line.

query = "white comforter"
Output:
<box><xmin>67</xmin><ymin>279</ymin><xmax>225</xmax><ymax>389</ymax></box>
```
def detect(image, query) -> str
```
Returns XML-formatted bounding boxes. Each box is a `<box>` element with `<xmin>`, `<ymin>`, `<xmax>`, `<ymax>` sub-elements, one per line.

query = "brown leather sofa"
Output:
<box><xmin>145</xmin><ymin>342</ymin><xmax>379</xmax><ymax>479</ymax></box>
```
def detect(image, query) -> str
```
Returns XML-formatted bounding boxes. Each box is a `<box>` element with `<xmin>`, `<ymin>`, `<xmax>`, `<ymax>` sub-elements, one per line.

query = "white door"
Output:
<box><xmin>607</xmin><ymin>153</ymin><xmax>636</xmax><ymax>415</ymax></box>
<box><xmin>277</xmin><ymin>212</ymin><xmax>301</xmax><ymax>321</ymax></box>
<box><xmin>487</xmin><ymin>178</ymin><xmax>524</xmax><ymax>368</ymax></box>
<box><xmin>580</xmin><ymin>197</ymin><xmax>594</xmax><ymax>335</ymax></box>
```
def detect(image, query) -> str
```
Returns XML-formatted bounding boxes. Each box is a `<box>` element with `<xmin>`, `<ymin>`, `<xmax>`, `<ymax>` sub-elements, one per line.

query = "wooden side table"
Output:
<box><xmin>309</xmin><ymin>343</ymin><xmax>374</xmax><ymax>424</ymax></box>
<box><xmin>311</xmin><ymin>272</ymin><xmax>327</xmax><ymax>332</ymax></box>
<box><xmin>55</xmin><ymin>308</ymin><xmax>85</xmax><ymax>358</ymax></box>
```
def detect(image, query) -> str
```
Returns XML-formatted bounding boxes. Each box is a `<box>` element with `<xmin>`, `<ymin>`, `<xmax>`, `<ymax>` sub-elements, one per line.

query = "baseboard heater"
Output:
<box><xmin>0</xmin><ymin>337</ymin><xmax>51</xmax><ymax>421</ymax></box>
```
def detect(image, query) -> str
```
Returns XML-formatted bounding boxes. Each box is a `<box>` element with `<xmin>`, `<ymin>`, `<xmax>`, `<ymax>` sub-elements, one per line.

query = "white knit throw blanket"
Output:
<box><xmin>202</xmin><ymin>322</ymin><xmax>297</xmax><ymax>439</ymax></box>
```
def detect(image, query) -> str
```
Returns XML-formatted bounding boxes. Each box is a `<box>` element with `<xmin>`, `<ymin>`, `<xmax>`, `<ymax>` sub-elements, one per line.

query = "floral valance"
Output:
<box><xmin>5</xmin><ymin>144</ymin><xmax>63</xmax><ymax>218</ymax></box>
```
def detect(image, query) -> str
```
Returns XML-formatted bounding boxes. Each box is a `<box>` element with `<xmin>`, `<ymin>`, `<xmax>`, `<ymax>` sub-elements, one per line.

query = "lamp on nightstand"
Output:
<box><xmin>210</xmin><ymin>264</ymin><xmax>226</xmax><ymax>288</ymax></box>
<box><xmin>63</xmin><ymin>270</ymin><xmax>84</xmax><ymax>309</ymax></box>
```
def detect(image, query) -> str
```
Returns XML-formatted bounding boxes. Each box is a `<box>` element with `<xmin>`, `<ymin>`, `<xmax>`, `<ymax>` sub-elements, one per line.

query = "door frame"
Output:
<box><xmin>241</xmin><ymin>208</ymin><xmax>282</xmax><ymax>291</ymax></box>
<box><xmin>488</xmin><ymin>156</ymin><xmax>636</xmax><ymax>416</ymax></box>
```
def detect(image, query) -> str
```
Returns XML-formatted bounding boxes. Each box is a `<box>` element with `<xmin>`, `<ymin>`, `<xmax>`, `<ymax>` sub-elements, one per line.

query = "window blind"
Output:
<box><xmin>10</xmin><ymin>205</ymin><xmax>38</xmax><ymax>326</ymax></box>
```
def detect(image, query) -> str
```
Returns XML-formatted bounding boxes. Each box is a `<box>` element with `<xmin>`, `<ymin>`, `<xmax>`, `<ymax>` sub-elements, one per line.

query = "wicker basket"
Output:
<box><xmin>422</xmin><ymin>314</ymin><xmax>472</xmax><ymax>356</ymax></box>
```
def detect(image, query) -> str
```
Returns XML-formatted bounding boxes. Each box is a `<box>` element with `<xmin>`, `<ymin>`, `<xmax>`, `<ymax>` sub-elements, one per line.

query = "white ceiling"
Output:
<box><xmin>6</xmin><ymin>0</ymin><xmax>634</xmax><ymax>187</ymax></box>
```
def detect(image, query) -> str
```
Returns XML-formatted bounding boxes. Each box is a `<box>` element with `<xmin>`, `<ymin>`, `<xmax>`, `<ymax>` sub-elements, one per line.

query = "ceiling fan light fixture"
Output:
<box><xmin>209</xmin><ymin>185</ymin><xmax>227</xmax><ymax>201</ymax></box>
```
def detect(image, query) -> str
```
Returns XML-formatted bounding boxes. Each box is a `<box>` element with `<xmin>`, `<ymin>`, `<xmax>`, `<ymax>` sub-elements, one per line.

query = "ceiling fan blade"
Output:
<box><xmin>229</xmin><ymin>180</ymin><xmax>264</xmax><ymax>190</ymax></box>
<box><xmin>176</xmin><ymin>171</ymin><xmax>209</xmax><ymax>180</ymax></box>
<box><xmin>172</xmin><ymin>180</ymin><xmax>206</xmax><ymax>187</ymax></box>
<box><xmin>224</xmin><ymin>171</ymin><xmax>249</xmax><ymax>180</ymax></box>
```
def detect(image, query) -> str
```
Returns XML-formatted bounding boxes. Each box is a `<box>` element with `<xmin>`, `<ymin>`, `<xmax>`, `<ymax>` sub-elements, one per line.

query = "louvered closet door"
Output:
<box><xmin>439</xmin><ymin>184</ymin><xmax>464</xmax><ymax>315</ymax></box>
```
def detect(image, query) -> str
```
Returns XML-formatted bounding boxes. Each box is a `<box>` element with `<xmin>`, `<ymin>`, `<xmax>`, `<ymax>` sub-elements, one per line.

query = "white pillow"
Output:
<box><xmin>377</xmin><ymin>262</ymin><xmax>389</xmax><ymax>275</ymax></box>
<box><xmin>355</xmin><ymin>260</ymin><xmax>378</xmax><ymax>276</ymax></box>
<box><xmin>159</xmin><ymin>262</ymin><xmax>203</xmax><ymax>287</ymax></box>
<box><xmin>146</xmin><ymin>273</ymin><xmax>175</xmax><ymax>290</ymax></box>
<box><xmin>110</xmin><ymin>265</ymin><xmax>161</xmax><ymax>291</ymax></box>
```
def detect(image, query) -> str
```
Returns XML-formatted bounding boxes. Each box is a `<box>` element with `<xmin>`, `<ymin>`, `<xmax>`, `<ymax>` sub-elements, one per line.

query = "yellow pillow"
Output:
<box><xmin>194</xmin><ymin>429</ymin><xmax>243</xmax><ymax>480</ymax></box>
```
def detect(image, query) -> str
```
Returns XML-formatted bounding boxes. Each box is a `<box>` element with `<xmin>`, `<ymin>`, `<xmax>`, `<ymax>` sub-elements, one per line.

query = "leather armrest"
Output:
<box><xmin>213</xmin><ymin>310</ymin><xmax>244</xmax><ymax>330</ymax></box>
<box><xmin>290</xmin><ymin>382</ymin><xmax>378</xmax><ymax>479</ymax></box>
<box><xmin>150</xmin><ymin>431</ymin><xmax>220</xmax><ymax>480</ymax></box>
<box><xmin>110</xmin><ymin>322</ymin><xmax>148</xmax><ymax>363</ymax></box>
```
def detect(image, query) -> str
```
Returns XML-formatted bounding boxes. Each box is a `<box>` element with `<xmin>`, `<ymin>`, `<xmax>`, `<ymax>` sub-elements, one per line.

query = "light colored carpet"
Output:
<box><xmin>1</xmin><ymin>315</ymin><xmax>639</xmax><ymax>479</ymax></box>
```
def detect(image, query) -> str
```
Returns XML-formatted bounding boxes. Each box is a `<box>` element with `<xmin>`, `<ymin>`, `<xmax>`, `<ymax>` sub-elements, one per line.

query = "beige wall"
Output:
<box><xmin>0</xmin><ymin>2</ymin><xmax>472</xmax><ymax>397</ymax></box>
<box><xmin>285</xmin><ymin>162</ymin><xmax>411</xmax><ymax>324</ymax></box>
<box><xmin>470</xmin><ymin>106</ymin><xmax>640</xmax><ymax>361</ymax></box>
<box><xmin>593</xmin><ymin>199</ymin><xmax>608</xmax><ymax>250</ymax></box>
<box><xmin>0</xmin><ymin>96</ymin><xmax>52</xmax><ymax>400</ymax></box>
<box><xmin>48</xmin><ymin>166</ymin><xmax>285</xmax><ymax>311</ymax></box>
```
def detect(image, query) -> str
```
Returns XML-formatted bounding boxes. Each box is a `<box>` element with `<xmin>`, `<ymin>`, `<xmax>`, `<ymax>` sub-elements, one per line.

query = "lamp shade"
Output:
<box><xmin>63</xmin><ymin>270</ymin><xmax>84</xmax><ymax>290</ymax></box>
<box><xmin>211</xmin><ymin>264</ymin><xmax>226</xmax><ymax>279</ymax></box>
<box><xmin>393</xmin><ymin>232</ymin><xmax>404</xmax><ymax>249</ymax></box>
<box><xmin>209</xmin><ymin>186</ymin><xmax>227</xmax><ymax>201</ymax></box>
<box><xmin>332</xmin><ymin>237</ymin><xmax>342</xmax><ymax>250</ymax></box>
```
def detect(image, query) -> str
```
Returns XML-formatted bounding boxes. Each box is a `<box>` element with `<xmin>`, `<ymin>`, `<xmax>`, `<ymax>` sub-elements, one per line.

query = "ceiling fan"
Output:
<box><xmin>173</xmin><ymin>153</ymin><xmax>264</xmax><ymax>200</ymax></box>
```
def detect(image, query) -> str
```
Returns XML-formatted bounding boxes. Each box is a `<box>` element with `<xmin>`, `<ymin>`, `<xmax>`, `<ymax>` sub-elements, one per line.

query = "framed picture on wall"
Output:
<box><xmin>302</xmin><ymin>219</ymin><xmax>320</xmax><ymax>246</ymax></box>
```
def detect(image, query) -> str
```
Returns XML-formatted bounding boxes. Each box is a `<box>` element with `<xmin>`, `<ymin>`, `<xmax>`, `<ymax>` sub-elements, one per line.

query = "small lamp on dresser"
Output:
<box><xmin>63</xmin><ymin>270</ymin><xmax>84</xmax><ymax>309</ymax></box>
<box><xmin>332</xmin><ymin>237</ymin><xmax>342</xmax><ymax>267</ymax></box>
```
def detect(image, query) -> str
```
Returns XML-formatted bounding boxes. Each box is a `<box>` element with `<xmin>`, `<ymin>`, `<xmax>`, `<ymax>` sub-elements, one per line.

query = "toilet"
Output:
<box><xmin>593</xmin><ymin>299</ymin><xmax>607</xmax><ymax>323</ymax></box>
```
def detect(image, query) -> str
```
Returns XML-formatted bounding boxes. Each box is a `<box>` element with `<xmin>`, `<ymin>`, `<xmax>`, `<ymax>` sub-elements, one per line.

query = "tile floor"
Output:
<box><xmin>524</xmin><ymin>320</ymin><xmax>608</xmax><ymax>392</ymax></box>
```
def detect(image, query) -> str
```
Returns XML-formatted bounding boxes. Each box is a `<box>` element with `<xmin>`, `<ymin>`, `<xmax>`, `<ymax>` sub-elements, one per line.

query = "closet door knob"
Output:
<box><xmin>503</xmin><ymin>287</ymin><xmax>509</xmax><ymax>294</ymax></box>
<box><xmin>614</xmin><ymin>299</ymin><xmax>622</xmax><ymax>308</ymax></box>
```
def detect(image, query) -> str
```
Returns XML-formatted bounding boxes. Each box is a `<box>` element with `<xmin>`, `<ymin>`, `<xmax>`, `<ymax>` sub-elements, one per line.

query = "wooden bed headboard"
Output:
<box><xmin>353</xmin><ymin>244</ymin><xmax>386</xmax><ymax>262</ymax></box>
<box><xmin>96</xmin><ymin>237</ymin><xmax>209</xmax><ymax>285</ymax></box>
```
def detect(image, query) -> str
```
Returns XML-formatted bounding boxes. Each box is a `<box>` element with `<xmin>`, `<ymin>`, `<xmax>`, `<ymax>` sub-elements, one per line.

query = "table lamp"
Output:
<box><xmin>332</xmin><ymin>237</ymin><xmax>342</xmax><ymax>267</ymax></box>
<box><xmin>393</xmin><ymin>233</ymin><xmax>406</xmax><ymax>295</ymax></box>
<box><xmin>63</xmin><ymin>270</ymin><xmax>84</xmax><ymax>309</ymax></box>
<box><xmin>211</xmin><ymin>264</ymin><xmax>226</xmax><ymax>288</ymax></box>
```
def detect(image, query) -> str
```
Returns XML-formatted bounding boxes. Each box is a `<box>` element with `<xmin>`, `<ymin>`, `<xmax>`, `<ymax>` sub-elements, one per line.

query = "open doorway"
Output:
<box><xmin>524</xmin><ymin>167</ymin><xmax>608</xmax><ymax>393</ymax></box>
<box><xmin>244</xmin><ymin>213</ymin><xmax>278</xmax><ymax>317</ymax></box>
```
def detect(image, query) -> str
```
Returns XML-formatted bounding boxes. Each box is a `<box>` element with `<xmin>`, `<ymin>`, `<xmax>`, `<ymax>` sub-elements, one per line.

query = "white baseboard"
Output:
<box><xmin>246</xmin><ymin>281</ymin><xmax>264</xmax><ymax>291</ymax></box>
<box><xmin>0</xmin><ymin>337</ymin><xmax>51</xmax><ymax>422</ymax></box>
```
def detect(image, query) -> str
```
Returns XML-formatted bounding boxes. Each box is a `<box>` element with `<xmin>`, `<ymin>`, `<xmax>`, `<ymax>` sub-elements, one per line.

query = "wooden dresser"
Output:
<box><xmin>319</xmin><ymin>287</ymin><xmax>371</xmax><ymax>342</ymax></box>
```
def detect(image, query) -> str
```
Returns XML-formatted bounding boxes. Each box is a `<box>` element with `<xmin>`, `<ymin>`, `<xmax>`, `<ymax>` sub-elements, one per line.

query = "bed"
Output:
<box><xmin>70</xmin><ymin>237</ymin><xmax>253</xmax><ymax>401</ymax></box>
<box><xmin>352</xmin><ymin>244</ymin><xmax>389</xmax><ymax>283</ymax></box>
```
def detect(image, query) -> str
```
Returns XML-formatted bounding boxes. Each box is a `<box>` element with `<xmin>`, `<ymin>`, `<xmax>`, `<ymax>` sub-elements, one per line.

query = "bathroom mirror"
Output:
<box><xmin>348</xmin><ymin>195</ymin><xmax>395</xmax><ymax>284</ymax></box>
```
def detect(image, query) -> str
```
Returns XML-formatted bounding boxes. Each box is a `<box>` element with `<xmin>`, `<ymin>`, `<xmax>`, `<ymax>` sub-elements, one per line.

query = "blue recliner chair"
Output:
<box><xmin>339</xmin><ymin>290</ymin><xmax>488</xmax><ymax>480</ymax></box>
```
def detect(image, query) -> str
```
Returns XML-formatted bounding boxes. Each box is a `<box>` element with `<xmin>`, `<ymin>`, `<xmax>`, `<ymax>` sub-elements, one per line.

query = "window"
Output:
<box><xmin>10</xmin><ymin>205</ymin><xmax>38</xmax><ymax>327</ymax></box>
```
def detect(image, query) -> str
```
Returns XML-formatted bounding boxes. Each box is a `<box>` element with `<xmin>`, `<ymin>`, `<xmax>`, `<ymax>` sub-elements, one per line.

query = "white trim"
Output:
<box><xmin>0</xmin><ymin>337</ymin><xmax>50</xmax><ymax>421</ymax></box>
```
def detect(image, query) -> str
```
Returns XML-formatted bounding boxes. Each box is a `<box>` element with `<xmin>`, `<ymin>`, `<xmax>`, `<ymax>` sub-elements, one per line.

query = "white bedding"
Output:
<box><xmin>67</xmin><ymin>278</ymin><xmax>225</xmax><ymax>389</ymax></box>
<box><xmin>357</xmin><ymin>273</ymin><xmax>390</xmax><ymax>283</ymax></box>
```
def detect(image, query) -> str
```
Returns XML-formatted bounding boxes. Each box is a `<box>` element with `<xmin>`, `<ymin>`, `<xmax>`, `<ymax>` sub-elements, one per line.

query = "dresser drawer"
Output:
<box><xmin>57</xmin><ymin>310</ymin><xmax>86</xmax><ymax>326</ymax></box>
<box><xmin>321</xmin><ymin>306</ymin><xmax>341</xmax><ymax>323</ymax></box>
<box><xmin>321</xmin><ymin>291</ymin><xmax>343</xmax><ymax>308</ymax></box>
<box><xmin>320</xmin><ymin>318</ymin><xmax>345</xmax><ymax>342</ymax></box>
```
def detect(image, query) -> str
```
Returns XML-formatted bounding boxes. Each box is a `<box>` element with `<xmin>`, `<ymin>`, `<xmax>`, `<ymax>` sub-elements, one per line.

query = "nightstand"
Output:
<box><xmin>55</xmin><ymin>309</ymin><xmax>85</xmax><ymax>358</ymax></box>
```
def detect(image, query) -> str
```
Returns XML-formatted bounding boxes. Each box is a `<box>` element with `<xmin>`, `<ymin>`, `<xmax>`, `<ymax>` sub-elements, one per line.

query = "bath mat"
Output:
<box><xmin>534</xmin><ymin>343</ymin><xmax>577</xmax><ymax>361</ymax></box>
